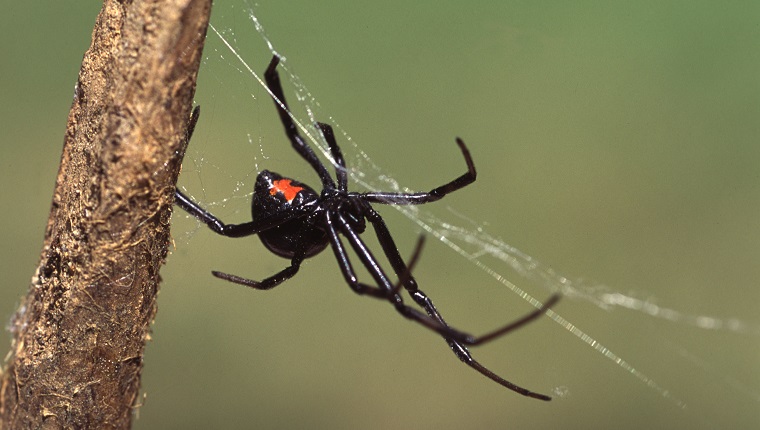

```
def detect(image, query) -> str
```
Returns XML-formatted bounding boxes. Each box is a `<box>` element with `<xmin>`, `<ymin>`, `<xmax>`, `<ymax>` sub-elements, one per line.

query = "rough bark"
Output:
<box><xmin>0</xmin><ymin>0</ymin><xmax>211</xmax><ymax>428</ymax></box>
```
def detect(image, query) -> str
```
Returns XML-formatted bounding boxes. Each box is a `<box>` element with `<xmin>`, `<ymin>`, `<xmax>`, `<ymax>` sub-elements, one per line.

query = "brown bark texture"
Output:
<box><xmin>0</xmin><ymin>0</ymin><xmax>211</xmax><ymax>428</ymax></box>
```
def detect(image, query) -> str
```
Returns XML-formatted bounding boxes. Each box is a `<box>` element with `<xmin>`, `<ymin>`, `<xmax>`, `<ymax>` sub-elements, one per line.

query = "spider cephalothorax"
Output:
<box><xmin>175</xmin><ymin>55</ymin><xmax>558</xmax><ymax>400</ymax></box>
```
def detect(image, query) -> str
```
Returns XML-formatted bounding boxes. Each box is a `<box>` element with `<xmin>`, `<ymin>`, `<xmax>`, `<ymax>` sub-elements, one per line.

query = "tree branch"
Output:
<box><xmin>0</xmin><ymin>0</ymin><xmax>211</xmax><ymax>428</ymax></box>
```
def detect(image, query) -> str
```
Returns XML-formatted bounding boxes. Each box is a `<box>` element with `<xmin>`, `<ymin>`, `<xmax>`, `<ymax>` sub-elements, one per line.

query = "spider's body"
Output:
<box><xmin>175</xmin><ymin>55</ymin><xmax>558</xmax><ymax>400</ymax></box>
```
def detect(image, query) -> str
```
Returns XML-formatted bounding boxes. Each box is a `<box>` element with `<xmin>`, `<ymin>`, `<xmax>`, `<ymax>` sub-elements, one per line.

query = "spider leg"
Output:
<box><xmin>333</xmin><ymin>212</ymin><xmax>482</xmax><ymax>337</ymax></box>
<box><xmin>362</xmin><ymin>205</ymin><xmax>560</xmax><ymax>346</ymax></box>
<box><xmin>174</xmin><ymin>105</ymin><xmax>248</xmax><ymax>233</ymax></box>
<box><xmin>211</xmin><ymin>252</ymin><xmax>305</xmax><ymax>290</ymax></box>
<box><xmin>175</xmin><ymin>189</ymin><xmax>305</xmax><ymax>238</ymax></box>
<box><xmin>391</xmin><ymin>235</ymin><xmax>426</xmax><ymax>295</ymax></box>
<box><xmin>210</xmin><ymin>215</ymin><xmax>338</xmax><ymax>290</ymax></box>
<box><xmin>448</xmin><ymin>342</ymin><xmax>553</xmax><ymax>401</ymax></box>
<box><xmin>177</xmin><ymin>105</ymin><xmax>201</xmax><ymax>161</ymax></box>
<box><xmin>264</xmin><ymin>56</ymin><xmax>335</xmax><ymax>189</ymax></box>
<box><xmin>360</xmin><ymin>204</ymin><xmax>558</xmax><ymax>399</ymax></box>
<box><xmin>316</xmin><ymin>122</ymin><xmax>347</xmax><ymax>192</ymax></box>
<box><xmin>323</xmin><ymin>211</ymin><xmax>398</xmax><ymax>299</ymax></box>
<box><xmin>361</xmin><ymin>138</ymin><xmax>476</xmax><ymax>205</ymax></box>
<box><xmin>176</xmin><ymin>191</ymin><xmax>318</xmax><ymax>288</ymax></box>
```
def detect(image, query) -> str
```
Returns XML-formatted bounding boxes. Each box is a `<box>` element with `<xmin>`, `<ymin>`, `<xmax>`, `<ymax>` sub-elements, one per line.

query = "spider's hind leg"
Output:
<box><xmin>212</xmin><ymin>256</ymin><xmax>302</xmax><ymax>290</ymax></box>
<box><xmin>362</xmin><ymin>204</ymin><xmax>558</xmax><ymax>399</ymax></box>
<box><xmin>409</xmin><ymin>287</ymin><xmax>558</xmax><ymax>401</ymax></box>
<box><xmin>211</xmin><ymin>235</ymin><xmax>314</xmax><ymax>290</ymax></box>
<box><xmin>447</xmin><ymin>339</ymin><xmax>554</xmax><ymax>401</ymax></box>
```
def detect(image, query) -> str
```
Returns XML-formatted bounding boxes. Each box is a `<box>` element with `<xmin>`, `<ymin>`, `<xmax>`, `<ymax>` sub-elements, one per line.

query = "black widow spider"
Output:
<box><xmin>175</xmin><ymin>55</ymin><xmax>559</xmax><ymax>400</ymax></box>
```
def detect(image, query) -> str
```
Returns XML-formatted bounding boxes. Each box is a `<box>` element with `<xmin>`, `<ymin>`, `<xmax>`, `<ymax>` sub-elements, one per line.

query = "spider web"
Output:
<box><xmin>171</xmin><ymin>2</ymin><xmax>760</xmax><ymax>429</ymax></box>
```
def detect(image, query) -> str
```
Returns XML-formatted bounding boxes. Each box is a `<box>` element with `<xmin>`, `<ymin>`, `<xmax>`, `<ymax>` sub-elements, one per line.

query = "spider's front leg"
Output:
<box><xmin>361</xmin><ymin>137</ymin><xmax>477</xmax><ymax>205</ymax></box>
<box><xmin>264</xmin><ymin>56</ymin><xmax>335</xmax><ymax>188</ymax></box>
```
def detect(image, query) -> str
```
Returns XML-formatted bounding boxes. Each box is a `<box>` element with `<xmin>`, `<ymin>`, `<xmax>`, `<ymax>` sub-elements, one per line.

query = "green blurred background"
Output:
<box><xmin>2</xmin><ymin>1</ymin><xmax>759</xmax><ymax>428</ymax></box>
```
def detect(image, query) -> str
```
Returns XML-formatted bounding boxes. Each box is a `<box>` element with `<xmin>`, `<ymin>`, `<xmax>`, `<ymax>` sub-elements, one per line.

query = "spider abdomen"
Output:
<box><xmin>253</xmin><ymin>170</ymin><xmax>328</xmax><ymax>258</ymax></box>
